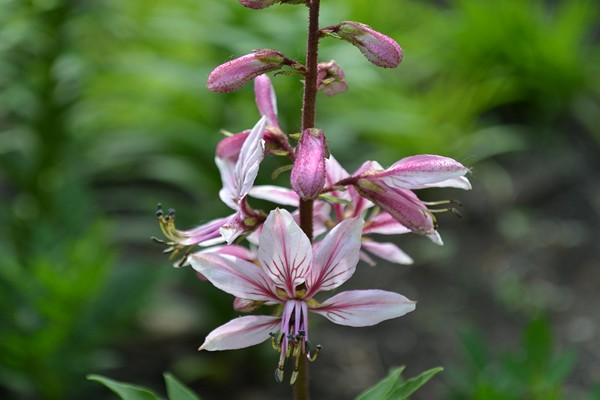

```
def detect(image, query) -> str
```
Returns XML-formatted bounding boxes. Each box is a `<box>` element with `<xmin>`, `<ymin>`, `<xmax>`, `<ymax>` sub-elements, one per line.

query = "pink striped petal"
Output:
<box><xmin>190</xmin><ymin>253</ymin><xmax>278</xmax><ymax>302</ymax></box>
<box><xmin>199</xmin><ymin>315</ymin><xmax>280</xmax><ymax>351</ymax></box>
<box><xmin>254</xmin><ymin>75</ymin><xmax>279</xmax><ymax>128</ymax></box>
<box><xmin>381</xmin><ymin>155</ymin><xmax>470</xmax><ymax>190</ymax></box>
<box><xmin>258</xmin><ymin>209</ymin><xmax>312</xmax><ymax>297</ymax></box>
<box><xmin>363</xmin><ymin>212</ymin><xmax>410</xmax><ymax>235</ymax></box>
<box><xmin>306</xmin><ymin>217</ymin><xmax>364</xmax><ymax>295</ymax></box>
<box><xmin>361</xmin><ymin>241</ymin><xmax>413</xmax><ymax>265</ymax></box>
<box><xmin>311</xmin><ymin>290</ymin><xmax>416</xmax><ymax>327</ymax></box>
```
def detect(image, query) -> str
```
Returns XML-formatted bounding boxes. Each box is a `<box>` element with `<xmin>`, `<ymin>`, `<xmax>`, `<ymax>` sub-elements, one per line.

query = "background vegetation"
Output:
<box><xmin>1</xmin><ymin>0</ymin><xmax>599</xmax><ymax>399</ymax></box>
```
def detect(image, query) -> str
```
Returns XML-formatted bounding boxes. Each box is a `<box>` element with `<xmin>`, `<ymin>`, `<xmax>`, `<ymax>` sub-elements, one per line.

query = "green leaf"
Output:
<box><xmin>356</xmin><ymin>366</ymin><xmax>444</xmax><ymax>400</ymax></box>
<box><xmin>356</xmin><ymin>366</ymin><xmax>406</xmax><ymax>400</ymax></box>
<box><xmin>164</xmin><ymin>373</ymin><xmax>201</xmax><ymax>400</ymax></box>
<box><xmin>524</xmin><ymin>316</ymin><xmax>552</xmax><ymax>369</ymax></box>
<box><xmin>387</xmin><ymin>367</ymin><xmax>444</xmax><ymax>399</ymax></box>
<box><xmin>87</xmin><ymin>375</ymin><xmax>160</xmax><ymax>400</ymax></box>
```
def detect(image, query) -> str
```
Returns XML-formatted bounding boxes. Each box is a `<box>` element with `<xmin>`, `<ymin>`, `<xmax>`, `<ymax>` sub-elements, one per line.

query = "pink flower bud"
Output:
<box><xmin>239</xmin><ymin>0</ymin><xmax>279</xmax><ymax>9</ymax></box>
<box><xmin>240</xmin><ymin>0</ymin><xmax>305</xmax><ymax>9</ymax></box>
<box><xmin>327</xmin><ymin>21</ymin><xmax>402</xmax><ymax>68</ymax></box>
<box><xmin>317</xmin><ymin>60</ymin><xmax>348</xmax><ymax>96</ymax></box>
<box><xmin>356</xmin><ymin>179</ymin><xmax>436</xmax><ymax>235</ymax></box>
<box><xmin>291</xmin><ymin>128</ymin><xmax>328</xmax><ymax>200</ymax></box>
<box><xmin>207</xmin><ymin>49</ymin><xmax>286</xmax><ymax>93</ymax></box>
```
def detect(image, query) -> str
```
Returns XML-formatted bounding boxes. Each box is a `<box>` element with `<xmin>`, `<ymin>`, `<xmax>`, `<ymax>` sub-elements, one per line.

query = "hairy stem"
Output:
<box><xmin>294</xmin><ymin>1</ymin><xmax>321</xmax><ymax>399</ymax></box>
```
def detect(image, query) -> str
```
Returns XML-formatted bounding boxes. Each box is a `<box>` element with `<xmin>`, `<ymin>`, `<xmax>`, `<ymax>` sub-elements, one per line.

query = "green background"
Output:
<box><xmin>1</xmin><ymin>0</ymin><xmax>599</xmax><ymax>399</ymax></box>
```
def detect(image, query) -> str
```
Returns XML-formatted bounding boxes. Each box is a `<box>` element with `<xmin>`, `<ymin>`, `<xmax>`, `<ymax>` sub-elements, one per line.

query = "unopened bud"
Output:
<box><xmin>207</xmin><ymin>49</ymin><xmax>286</xmax><ymax>93</ymax></box>
<box><xmin>291</xmin><ymin>128</ymin><xmax>328</xmax><ymax>200</ymax></box>
<box><xmin>317</xmin><ymin>60</ymin><xmax>348</xmax><ymax>96</ymax></box>
<box><xmin>240</xmin><ymin>0</ymin><xmax>306</xmax><ymax>9</ymax></box>
<box><xmin>325</xmin><ymin>21</ymin><xmax>402</xmax><ymax>68</ymax></box>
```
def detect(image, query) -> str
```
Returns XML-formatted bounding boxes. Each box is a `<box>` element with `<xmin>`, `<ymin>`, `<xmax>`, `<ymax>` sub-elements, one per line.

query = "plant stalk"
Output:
<box><xmin>295</xmin><ymin>0</ymin><xmax>321</xmax><ymax>399</ymax></box>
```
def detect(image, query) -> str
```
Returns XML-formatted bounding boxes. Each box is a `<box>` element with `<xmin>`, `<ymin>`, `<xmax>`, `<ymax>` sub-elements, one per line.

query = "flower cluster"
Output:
<box><xmin>155</xmin><ymin>0</ymin><xmax>471</xmax><ymax>387</ymax></box>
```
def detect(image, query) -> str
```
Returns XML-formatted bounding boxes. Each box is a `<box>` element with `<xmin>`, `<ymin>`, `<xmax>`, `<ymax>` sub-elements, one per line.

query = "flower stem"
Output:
<box><xmin>295</xmin><ymin>1</ymin><xmax>321</xmax><ymax>399</ymax></box>
<box><xmin>301</xmin><ymin>0</ymin><xmax>320</xmax><ymax>132</ymax></box>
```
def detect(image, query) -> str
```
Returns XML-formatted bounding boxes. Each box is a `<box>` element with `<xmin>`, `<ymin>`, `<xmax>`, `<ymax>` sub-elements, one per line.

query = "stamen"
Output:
<box><xmin>422</xmin><ymin>199</ymin><xmax>462</xmax><ymax>207</ymax></box>
<box><xmin>269</xmin><ymin>332</ymin><xmax>282</xmax><ymax>351</ymax></box>
<box><xmin>307</xmin><ymin>344</ymin><xmax>322</xmax><ymax>362</ymax></box>
<box><xmin>290</xmin><ymin>342</ymin><xmax>301</xmax><ymax>385</ymax></box>
<box><xmin>275</xmin><ymin>349</ymin><xmax>286</xmax><ymax>383</ymax></box>
<box><xmin>429</xmin><ymin>207</ymin><xmax>463</xmax><ymax>218</ymax></box>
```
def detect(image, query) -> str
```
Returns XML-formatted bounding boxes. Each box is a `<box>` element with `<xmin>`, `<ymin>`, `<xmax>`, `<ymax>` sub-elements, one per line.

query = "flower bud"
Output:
<box><xmin>207</xmin><ymin>49</ymin><xmax>286</xmax><ymax>93</ymax></box>
<box><xmin>327</xmin><ymin>21</ymin><xmax>402</xmax><ymax>68</ymax></box>
<box><xmin>317</xmin><ymin>60</ymin><xmax>348</xmax><ymax>96</ymax></box>
<box><xmin>291</xmin><ymin>128</ymin><xmax>328</xmax><ymax>200</ymax></box>
<box><xmin>240</xmin><ymin>0</ymin><xmax>305</xmax><ymax>9</ymax></box>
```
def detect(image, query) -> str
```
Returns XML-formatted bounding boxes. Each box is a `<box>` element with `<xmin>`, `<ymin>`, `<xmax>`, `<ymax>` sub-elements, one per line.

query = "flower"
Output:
<box><xmin>291</xmin><ymin>128</ymin><xmax>328</xmax><ymax>200</ymax></box>
<box><xmin>190</xmin><ymin>208</ymin><xmax>415</xmax><ymax>383</ymax></box>
<box><xmin>353</xmin><ymin>155</ymin><xmax>471</xmax><ymax>239</ymax></box>
<box><xmin>321</xmin><ymin>21</ymin><xmax>403</xmax><ymax>68</ymax></box>
<box><xmin>154</xmin><ymin>117</ymin><xmax>268</xmax><ymax>264</ymax></box>
<box><xmin>249</xmin><ymin>155</ymin><xmax>415</xmax><ymax>265</ymax></box>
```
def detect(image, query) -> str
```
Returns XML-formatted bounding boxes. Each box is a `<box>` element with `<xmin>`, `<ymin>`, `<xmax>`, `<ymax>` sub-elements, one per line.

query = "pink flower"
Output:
<box><xmin>190</xmin><ymin>209</ymin><xmax>415</xmax><ymax>383</ymax></box>
<box><xmin>322</xmin><ymin>21</ymin><xmax>403</xmax><ymax>68</ymax></box>
<box><xmin>249</xmin><ymin>156</ymin><xmax>415</xmax><ymax>265</ymax></box>
<box><xmin>207</xmin><ymin>49</ymin><xmax>286</xmax><ymax>93</ymax></box>
<box><xmin>155</xmin><ymin>117</ymin><xmax>268</xmax><ymax>264</ymax></box>
<box><xmin>291</xmin><ymin>128</ymin><xmax>328</xmax><ymax>200</ymax></box>
<box><xmin>354</xmin><ymin>155</ymin><xmax>471</xmax><ymax>238</ymax></box>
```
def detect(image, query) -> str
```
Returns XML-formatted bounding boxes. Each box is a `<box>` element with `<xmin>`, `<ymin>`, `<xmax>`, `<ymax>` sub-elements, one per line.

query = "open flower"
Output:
<box><xmin>353</xmin><ymin>155</ymin><xmax>471</xmax><ymax>239</ymax></box>
<box><xmin>190</xmin><ymin>208</ymin><xmax>415</xmax><ymax>383</ymax></box>
<box><xmin>155</xmin><ymin>117</ymin><xmax>268</xmax><ymax>265</ymax></box>
<box><xmin>249</xmin><ymin>155</ymin><xmax>415</xmax><ymax>265</ymax></box>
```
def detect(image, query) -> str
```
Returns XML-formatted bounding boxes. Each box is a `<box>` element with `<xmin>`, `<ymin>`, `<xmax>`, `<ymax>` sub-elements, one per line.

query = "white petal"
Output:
<box><xmin>306</xmin><ymin>217</ymin><xmax>364</xmax><ymax>295</ymax></box>
<box><xmin>311</xmin><ymin>290</ymin><xmax>416</xmax><ymax>327</ymax></box>
<box><xmin>258</xmin><ymin>209</ymin><xmax>312</xmax><ymax>297</ymax></box>
<box><xmin>216</xmin><ymin>157</ymin><xmax>237</xmax><ymax>209</ymax></box>
<box><xmin>190</xmin><ymin>253</ymin><xmax>278</xmax><ymax>302</ymax></box>
<box><xmin>200</xmin><ymin>315</ymin><xmax>280</xmax><ymax>351</ymax></box>
<box><xmin>427</xmin><ymin>230</ymin><xmax>444</xmax><ymax>246</ymax></box>
<box><xmin>235</xmin><ymin>116</ymin><xmax>267</xmax><ymax>200</ymax></box>
<box><xmin>420</xmin><ymin>175</ymin><xmax>472</xmax><ymax>190</ymax></box>
<box><xmin>249</xmin><ymin>185</ymin><xmax>299</xmax><ymax>206</ymax></box>
<box><xmin>361</xmin><ymin>241</ymin><xmax>413</xmax><ymax>265</ymax></box>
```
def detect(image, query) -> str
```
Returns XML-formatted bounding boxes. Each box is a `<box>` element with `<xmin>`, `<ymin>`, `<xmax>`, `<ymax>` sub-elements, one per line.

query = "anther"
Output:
<box><xmin>274</xmin><ymin>367</ymin><xmax>284</xmax><ymax>383</ymax></box>
<box><xmin>307</xmin><ymin>344</ymin><xmax>322</xmax><ymax>362</ymax></box>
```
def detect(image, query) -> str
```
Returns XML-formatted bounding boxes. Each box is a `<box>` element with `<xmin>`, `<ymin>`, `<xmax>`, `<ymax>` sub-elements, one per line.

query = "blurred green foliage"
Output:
<box><xmin>446</xmin><ymin>316</ymin><xmax>592</xmax><ymax>400</ymax></box>
<box><xmin>0</xmin><ymin>0</ymin><xmax>598</xmax><ymax>399</ymax></box>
